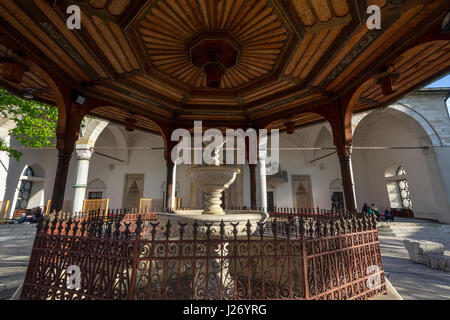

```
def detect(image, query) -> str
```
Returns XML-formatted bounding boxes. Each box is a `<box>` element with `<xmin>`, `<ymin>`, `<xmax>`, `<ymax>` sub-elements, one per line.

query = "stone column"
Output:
<box><xmin>337</xmin><ymin>146</ymin><xmax>357</xmax><ymax>213</ymax></box>
<box><xmin>165</xmin><ymin>160</ymin><xmax>174</xmax><ymax>210</ymax></box>
<box><xmin>72</xmin><ymin>144</ymin><xmax>93</xmax><ymax>213</ymax></box>
<box><xmin>171</xmin><ymin>161</ymin><xmax>177</xmax><ymax>209</ymax></box>
<box><xmin>258</xmin><ymin>155</ymin><xmax>267</xmax><ymax>212</ymax></box>
<box><xmin>50</xmin><ymin>149</ymin><xmax>73</xmax><ymax>213</ymax></box>
<box><xmin>249</xmin><ymin>164</ymin><xmax>257</xmax><ymax>210</ymax></box>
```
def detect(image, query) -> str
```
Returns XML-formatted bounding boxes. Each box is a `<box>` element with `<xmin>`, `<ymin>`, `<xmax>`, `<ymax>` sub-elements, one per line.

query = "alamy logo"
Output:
<box><xmin>67</xmin><ymin>5</ymin><xmax>81</xmax><ymax>30</ymax></box>
<box><xmin>367</xmin><ymin>5</ymin><xmax>381</xmax><ymax>30</ymax></box>
<box><xmin>66</xmin><ymin>265</ymin><xmax>81</xmax><ymax>290</ymax></box>
<box><xmin>171</xmin><ymin>121</ymin><xmax>280</xmax><ymax>175</ymax></box>
<box><xmin>366</xmin><ymin>265</ymin><xmax>382</xmax><ymax>290</ymax></box>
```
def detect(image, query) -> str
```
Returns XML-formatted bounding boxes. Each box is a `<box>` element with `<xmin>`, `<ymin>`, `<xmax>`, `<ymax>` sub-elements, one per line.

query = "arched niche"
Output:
<box><xmin>10</xmin><ymin>164</ymin><xmax>46</xmax><ymax>214</ymax></box>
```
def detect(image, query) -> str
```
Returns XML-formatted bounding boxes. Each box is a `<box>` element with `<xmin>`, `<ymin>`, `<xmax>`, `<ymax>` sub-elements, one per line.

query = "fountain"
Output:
<box><xmin>156</xmin><ymin>141</ymin><xmax>268</xmax><ymax>238</ymax></box>
<box><xmin>153</xmin><ymin>143</ymin><xmax>269</xmax><ymax>298</ymax></box>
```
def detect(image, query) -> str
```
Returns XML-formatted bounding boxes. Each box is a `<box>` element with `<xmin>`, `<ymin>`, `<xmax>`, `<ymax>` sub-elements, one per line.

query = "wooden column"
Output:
<box><xmin>49</xmin><ymin>115</ymin><xmax>82</xmax><ymax>213</ymax></box>
<box><xmin>249</xmin><ymin>164</ymin><xmax>257</xmax><ymax>210</ymax></box>
<box><xmin>325</xmin><ymin>96</ymin><xmax>357</xmax><ymax>215</ymax></box>
<box><xmin>337</xmin><ymin>145</ymin><xmax>357</xmax><ymax>213</ymax></box>
<box><xmin>50</xmin><ymin>149</ymin><xmax>73</xmax><ymax>212</ymax></box>
<box><xmin>48</xmin><ymin>82</ymin><xmax>95</xmax><ymax>213</ymax></box>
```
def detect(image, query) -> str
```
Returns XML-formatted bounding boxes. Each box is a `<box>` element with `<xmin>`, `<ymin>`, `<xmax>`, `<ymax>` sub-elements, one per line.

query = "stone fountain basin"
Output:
<box><xmin>187</xmin><ymin>165</ymin><xmax>240</xmax><ymax>191</ymax></box>
<box><xmin>156</xmin><ymin>210</ymin><xmax>269</xmax><ymax>239</ymax></box>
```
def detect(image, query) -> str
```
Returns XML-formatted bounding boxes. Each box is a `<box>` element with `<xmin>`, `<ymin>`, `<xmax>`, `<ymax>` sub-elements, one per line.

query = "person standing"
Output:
<box><xmin>362</xmin><ymin>203</ymin><xmax>369</xmax><ymax>214</ymax></box>
<box><xmin>331</xmin><ymin>194</ymin><xmax>338</xmax><ymax>212</ymax></box>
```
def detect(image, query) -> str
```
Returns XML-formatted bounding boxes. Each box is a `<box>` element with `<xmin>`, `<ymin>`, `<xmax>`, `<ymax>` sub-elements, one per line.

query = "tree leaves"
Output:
<box><xmin>0</xmin><ymin>89</ymin><xmax>58</xmax><ymax>161</ymax></box>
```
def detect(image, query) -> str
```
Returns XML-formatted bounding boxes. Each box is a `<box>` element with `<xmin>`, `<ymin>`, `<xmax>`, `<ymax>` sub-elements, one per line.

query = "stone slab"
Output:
<box><xmin>426</xmin><ymin>254</ymin><xmax>450</xmax><ymax>272</ymax></box>
<box><xmin>403</xmin><ymin>239</ymin><xmax>444</xmax><ymax>264</ymax></box>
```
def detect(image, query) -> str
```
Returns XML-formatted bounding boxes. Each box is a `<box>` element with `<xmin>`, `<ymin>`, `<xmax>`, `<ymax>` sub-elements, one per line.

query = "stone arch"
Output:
<box><xmin>350</xmin><ymin>100</ymin><xmax>448</xmax><ymax>221</ymax></box>
<box><xmin>77</xmin><ymin>118</ymin><xmax>109</xmax><ymax>147</ymax></box>
<box><xmin>88</xmin><ymin>106</ymin><xmax>166</xmax><ymax>149</ymax></box>
<box><xmin>353</xmin><ymin>104</ymin><xmax>440</xmax><ymax>147</ymax></box>
<box><xmin>347</xmin><ymin>40</ymin><xmax>449</xmax><ymax>146</ymax></box>
<box><xmin>264</xmin><ymin>112</ymin><xmax>330</xmax><ymax>164</ymax></box>
<box><xmin>387</xmin><ymin>104</ymin><xmax>441</xmax><ymax>146</ymax></box>
<box><xmin>92</xmin><ymin>124</ymin><xmax>129</xmax><ymax>164</ymax></box>
<box><xmin>313</xmin><ymin>126</ymin><xmax>335</xmax><ymax>160</ymax></box>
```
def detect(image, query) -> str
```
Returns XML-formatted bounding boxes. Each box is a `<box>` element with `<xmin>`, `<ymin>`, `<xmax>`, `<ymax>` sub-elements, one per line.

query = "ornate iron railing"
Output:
<box><xmin>20</xmin><ymin>210</ymin><xmax>386</xmax><ymax>300</ymax></box>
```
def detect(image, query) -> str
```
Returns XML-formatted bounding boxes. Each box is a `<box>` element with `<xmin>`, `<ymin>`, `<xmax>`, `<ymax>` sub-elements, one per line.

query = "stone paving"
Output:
<box><xmin>379</xmin><ymin>229</ymin><xmax>450</xmax><ymax>300</ymax></box>
<box><xmin>0</xmin><ymin>224</ymin><xmax>36</xmax><ymax>300</ymax></box>
<box><xmin>1</xmin><ymin>221</ymin><xmax>450</xmax><ymax>300</ymax></box>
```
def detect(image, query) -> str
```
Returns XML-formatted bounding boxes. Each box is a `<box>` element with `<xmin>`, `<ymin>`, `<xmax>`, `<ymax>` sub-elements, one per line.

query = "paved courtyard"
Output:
<box><xmin>379</xmin><ymin>226</ymin><xmax>450</xmax><ymax>300</ymax></box>
<box><xmin>1</xmin><ymin>222</ymin><xmax>450</xmax><ymax>300</ymax></box>
<box><xmin>0</xmin><ymin>224</ymin><xmax>35</xmax><ymax>300</ymax></box>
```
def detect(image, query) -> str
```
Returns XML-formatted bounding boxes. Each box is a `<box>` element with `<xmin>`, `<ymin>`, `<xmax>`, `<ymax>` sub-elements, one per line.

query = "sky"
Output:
<box><xmin>425</xmin><ymin>73</ymin><xmax>450</xmax><ymax>88</ymax></box>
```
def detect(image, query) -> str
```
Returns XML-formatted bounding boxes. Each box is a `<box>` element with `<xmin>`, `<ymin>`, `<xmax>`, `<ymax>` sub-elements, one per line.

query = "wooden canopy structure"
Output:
<box><xmin>0</xmin><ymin>0</ymin><xmax>449</xmax><ymax>212</ymax></box>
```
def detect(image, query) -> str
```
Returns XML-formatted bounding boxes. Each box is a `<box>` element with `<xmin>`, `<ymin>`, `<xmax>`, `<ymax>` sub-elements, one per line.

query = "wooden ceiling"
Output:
<box><xmin>0</xmin><ymin>0</ymin><xmax>449</xmax><ymax>133</ymax></box>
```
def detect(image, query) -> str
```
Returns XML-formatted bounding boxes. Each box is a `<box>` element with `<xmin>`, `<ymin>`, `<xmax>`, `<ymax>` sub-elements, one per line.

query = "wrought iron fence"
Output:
<box><xmin>20</xmin><ymin>210</ymin><xmax>386</xmax><ymax>300</ymax></box>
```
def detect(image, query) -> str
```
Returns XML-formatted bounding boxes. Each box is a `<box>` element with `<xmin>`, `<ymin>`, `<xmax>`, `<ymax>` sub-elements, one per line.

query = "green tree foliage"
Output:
<box><xmin>0</xmin><ymin>89</ymin><xmax>58</xmax><ymax>161</ymax></box>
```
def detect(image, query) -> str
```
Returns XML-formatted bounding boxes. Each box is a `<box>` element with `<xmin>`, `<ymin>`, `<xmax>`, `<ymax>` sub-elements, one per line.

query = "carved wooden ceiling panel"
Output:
<box><xmin>135</xmin><ymin>0</ymin><xmax>289</xmax><ymax>89</ymax></box>
<box><xmin>0</xmin><ymin>0</ymin><xmax>449</xmax><ymax>130</ymax></box>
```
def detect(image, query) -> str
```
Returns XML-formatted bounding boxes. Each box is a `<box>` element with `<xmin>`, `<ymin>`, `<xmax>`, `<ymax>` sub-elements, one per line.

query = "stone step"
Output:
<box><xmin>386</xmin><ymin>230</ymin><xmax>446</xmax><ymax>235</ymax></box>
<box><xmin>378</xmin><ymin>231</ymin><xmax>396</xmax><ymax>236</ymax></box>
<box><xmin>377</xmin><ymin>222</ymin><xmax>440</xmax><ymax>227</ymax></box>
<box><xmin>379</xmin><ymin>223</ymin><xmax>446</xmax><ymax>227</ymax></box>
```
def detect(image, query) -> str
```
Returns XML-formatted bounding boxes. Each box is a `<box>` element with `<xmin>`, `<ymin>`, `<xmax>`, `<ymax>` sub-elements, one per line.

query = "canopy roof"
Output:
<box><xmin>0</xmin><ymin>0</ymin><xmax>449</xmax><ymax>134</ymax></box>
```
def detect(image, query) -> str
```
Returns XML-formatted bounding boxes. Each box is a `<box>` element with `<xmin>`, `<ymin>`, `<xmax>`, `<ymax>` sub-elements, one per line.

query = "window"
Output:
<box><xmin>396</xmin><ymin>166</ymin><xmax>412</xmax><ymax>209</ymax></box>
<box><xmin>15</xmin><ymin>166</ymin><xmax>34</xmax><ymax>210</ymax></box>
<box><xmin>385</xmin><ymin>166</ymin><xmax>412</xmax><ymax>209</ymax></box>
<box><xmin>88</xmin><ymin>192</ymin><xmax>103</xmax><ymax>199</ymax></box>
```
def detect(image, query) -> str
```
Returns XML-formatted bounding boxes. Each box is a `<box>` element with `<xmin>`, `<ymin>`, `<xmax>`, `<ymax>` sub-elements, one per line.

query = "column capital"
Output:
<box><xmin>75</xmin><ymin>144</ymin><xmax>93</xmax><ymax>160</ymax></box>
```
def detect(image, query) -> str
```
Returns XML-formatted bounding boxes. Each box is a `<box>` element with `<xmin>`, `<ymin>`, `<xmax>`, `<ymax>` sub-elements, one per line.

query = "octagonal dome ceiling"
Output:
<box><xmin>134</xmin><ymin>0</ymin><xmax>289</xmax><ymax>89</ymax></box>
<box><xmin>0</xmin><ymin>0</ymin><xmax>449</xmax><ymax>133</ymax></box>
